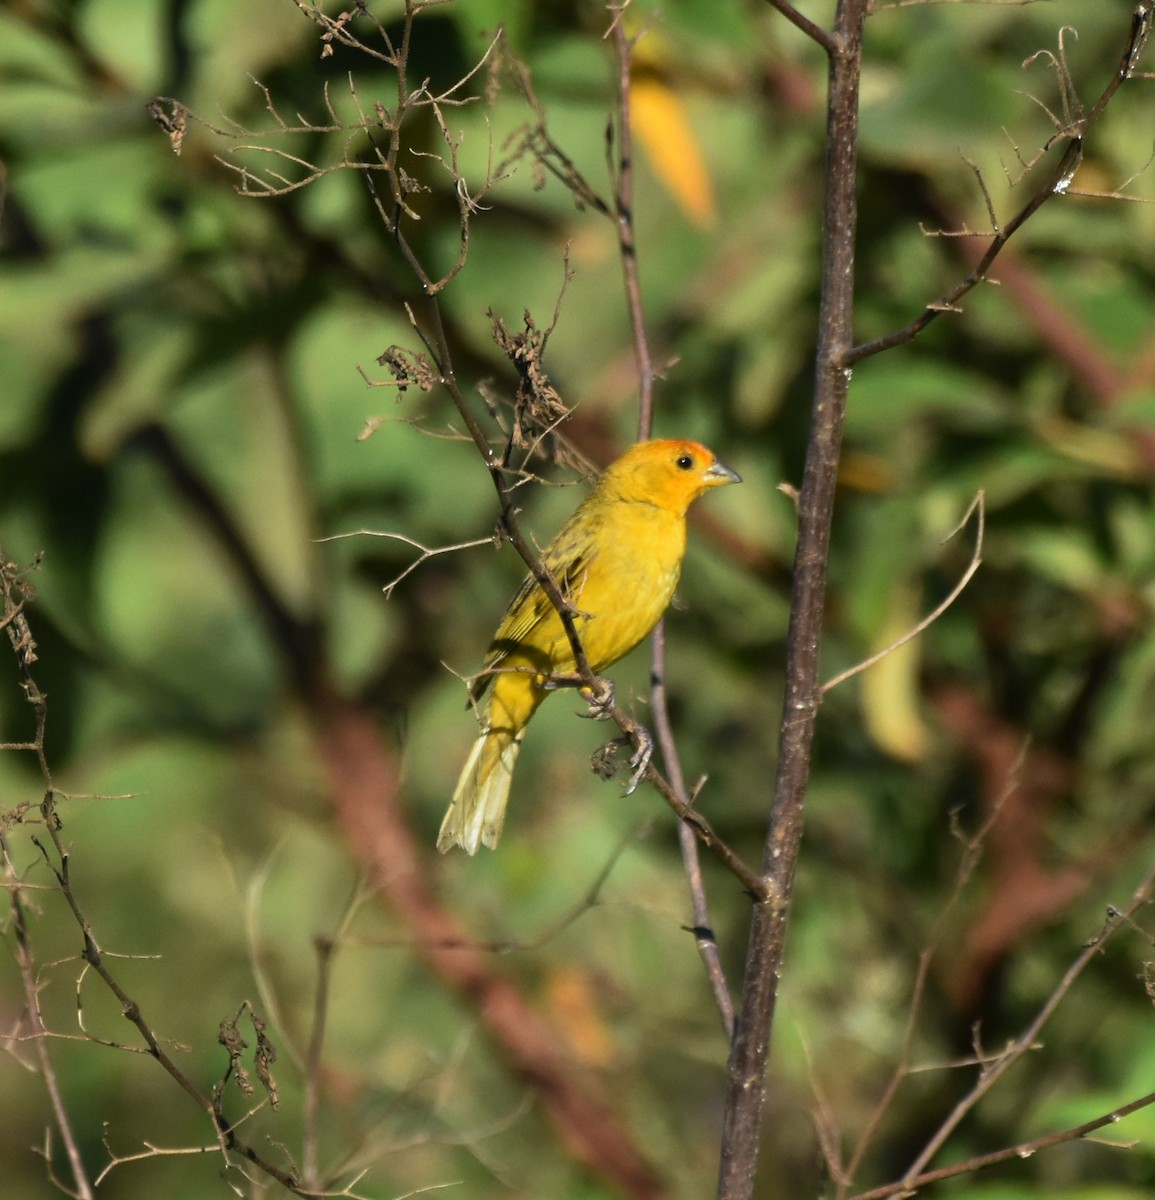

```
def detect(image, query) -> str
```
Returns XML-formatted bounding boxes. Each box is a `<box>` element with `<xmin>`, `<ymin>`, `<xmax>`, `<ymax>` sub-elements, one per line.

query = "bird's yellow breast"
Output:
<box><xmin>566</xmin><ymin>506</ymin><xmax>681</xmax><ymax>676</ymax></box>
<box><xmin>531</xmin><ymin>500</ymin><xmax>686</xmax><ymax>676</ymax></box>
<box><xmin>573</xmin><ymin>531</ymin><xmax>682</xmax><ymax>671</ymax></box>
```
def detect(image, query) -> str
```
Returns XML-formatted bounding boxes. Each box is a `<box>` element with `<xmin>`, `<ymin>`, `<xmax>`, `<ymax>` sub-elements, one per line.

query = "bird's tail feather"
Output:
<box><xmin>438</xmin><ymin>724</ymin><xmax>522</xmax><ymax>854</ymax></box>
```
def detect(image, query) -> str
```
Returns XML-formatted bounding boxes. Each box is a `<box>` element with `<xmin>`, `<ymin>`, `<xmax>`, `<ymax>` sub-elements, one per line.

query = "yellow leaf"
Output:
<box><xmin>1032</xmin><ymin>414</ymin><xmax>1144</xmax><ymax>478</ymax></box>
<box><xmin>630</xmin><ymin>74</ymin><xmax>715</xmax><ymax>228</ymax></box>
<box><xmin>861</xmin><ymin>585</ymin><xmax>931</xmax><ymax>762</ymax></box>
<box><xmin>544</xmin><ymin>966</ymin><xmax>616</xmax><ymax>1068</ymax></box>
<box><xmin>837</xmin><ymin>450</ymin><xmax>896</xmax><ymax>493</ymax></box>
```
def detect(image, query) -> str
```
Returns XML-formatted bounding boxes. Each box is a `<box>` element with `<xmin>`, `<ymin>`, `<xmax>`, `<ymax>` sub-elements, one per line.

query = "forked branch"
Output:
<box><xmin>849</xmin><ymin>2</ymin><xmax>1154</xmax><ymax>364</ymax></box>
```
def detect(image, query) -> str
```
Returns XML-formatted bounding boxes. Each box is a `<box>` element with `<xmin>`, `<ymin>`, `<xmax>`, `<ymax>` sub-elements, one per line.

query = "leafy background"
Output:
<box><xmin>4</xmin><ymin>1</ymin><xmax>1155</xmax><ymax>1198</ymax></box>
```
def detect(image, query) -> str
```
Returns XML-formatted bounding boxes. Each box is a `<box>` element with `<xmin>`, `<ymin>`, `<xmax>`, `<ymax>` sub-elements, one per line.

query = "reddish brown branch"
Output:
<box><xmin>311</xmin><ymin>693</ymin><xmax>668</xmax><ymax>1200</ymax></box>
<box><xmin>933</xmin><ymin>198</ymin><xmax>1155</xmax><ymax>471</ymax></box>
<box><xmin>933</xmin><ymin>685</ymin><xmax>1090</xmax><ymax>1008</ymax></box>
<box><xmin>932</xmin><ymin>683</ymin><xmax>1142</xmax><ymax>1011</ymax></box>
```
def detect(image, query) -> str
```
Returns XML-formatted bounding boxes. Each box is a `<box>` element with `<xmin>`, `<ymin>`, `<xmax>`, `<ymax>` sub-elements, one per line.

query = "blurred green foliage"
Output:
<box><xmin>4</xmin><ymin>1</ymin><xmax>1155</xmax><ymax>1198</ymax></box>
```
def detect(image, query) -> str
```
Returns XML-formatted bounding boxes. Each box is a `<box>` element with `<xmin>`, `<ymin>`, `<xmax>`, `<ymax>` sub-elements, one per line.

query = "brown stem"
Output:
<box><xmin>765</xmin><ymin>0</ymin><xmax>839</xmax><ymax>54</ymax></box>
<box><xmin>717</xmin><ymin>2</ymin><xmax>869</xmax><ymax>1196</ymax></box>
<box><xmin>849</xmin><ymin>3</ymin><xmax>1155</xmax><ymax>367</ymax></box>
<box><xmin>851</xmin><ymin>1088</ymin><xmax>1155</xmax><ymax>1200</ymax></box>
<box><xmin>890</xmin><ymin>860</ymin><xmax>1155</xmax><ymax>1191</ymax></box>
<box><xmin>605</xmin><ymin>5</ymin><xmax>737</xmax><ymax>1028</ymax></box>
<box><xmin>649</xmin><ymin>625</ymin><xmax>735</xmax><ymax>1038</ymax></box>
<box><xmin>847</xmin><ymin>137</ymin><xmax>1085</xmax><ymax>365</ymax></box>
<box><xmin>607</xmin><ymin>7</ymin><xmax>655</xmax><ymax>439</ymax></box>
<box><xmin>2</xmin><ymin>834</ymin><xmax>94</xmax><ymax>1200</ymax></box>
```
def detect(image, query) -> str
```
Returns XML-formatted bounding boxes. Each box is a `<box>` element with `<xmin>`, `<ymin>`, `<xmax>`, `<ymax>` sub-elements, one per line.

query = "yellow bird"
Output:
<box><xmin>439</xmin><ymin>438</ymin><xmax>740</xmax><ymax>854</ymax></box>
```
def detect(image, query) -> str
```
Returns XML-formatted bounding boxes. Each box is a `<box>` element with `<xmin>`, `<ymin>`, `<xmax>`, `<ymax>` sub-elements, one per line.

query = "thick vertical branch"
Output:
<box><xmin>717</xmin><ymin>2</ymin><xmax>869</xmax><ymax>1196</ymax></box>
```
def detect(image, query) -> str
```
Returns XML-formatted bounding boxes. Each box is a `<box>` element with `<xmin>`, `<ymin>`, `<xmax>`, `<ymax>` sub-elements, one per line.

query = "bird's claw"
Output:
<box><xmin>581</xmin><ymin>677</ymin><xmax>615</xmax><ymax>721</ymax></box>
<box><xmin>624</xmin><ymin>726</ymin><xmax>653</xmax><ymax>795</ymax></box>
<box><xmin>541</xmin><ymin>673</ymin><xmax>616</xmax><ymax>718</ymax></box>
<box><xmin>590</xmin><ymin>738</ymin><xmax>622</xmax><ymax>781</ymax></box>
<box><xmin>590</xmin><ymin>724</ymin><xmax>653</xmax><ymax>794</ymax></box>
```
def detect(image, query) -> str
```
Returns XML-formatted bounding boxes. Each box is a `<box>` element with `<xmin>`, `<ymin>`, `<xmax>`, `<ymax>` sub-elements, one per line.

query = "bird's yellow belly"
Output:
<box><xmin>571</xmin><ymin>562</ymin><xmax>680</xmax><ymax>672</ymax></box>
<box><xmin>548</xmin><ymin>506</ymin><xmax>684</xmax><ymax>675</ymax></box>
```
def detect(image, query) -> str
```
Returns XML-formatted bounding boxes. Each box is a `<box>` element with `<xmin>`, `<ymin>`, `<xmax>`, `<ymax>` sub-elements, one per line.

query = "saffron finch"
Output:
<box><xmin>439</xmin><ymin>438</ymin><xmax>740</xmax><ymax>854</ymax></box>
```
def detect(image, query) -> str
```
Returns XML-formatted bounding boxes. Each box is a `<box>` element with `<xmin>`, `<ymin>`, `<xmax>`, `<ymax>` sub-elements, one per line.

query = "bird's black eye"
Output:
<box><xmin>676</xmin><ymin>454</ymin><xmax>694</xmax><ymax>470</ymax></box>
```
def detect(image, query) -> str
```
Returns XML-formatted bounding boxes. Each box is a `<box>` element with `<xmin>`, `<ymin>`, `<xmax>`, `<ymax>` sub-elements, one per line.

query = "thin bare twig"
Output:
<box><xmin>898</xmin><ymin>859</ymin><xmax>1155</xmax><ymax>1187</ymax></box>
<box><xmin>650</xmin><ymin>625</ymin><xmax>736</xmax><ymax>1039</ymax></box>
<box><xmin>319</xmin><ymin>530</ymin><xmax>500</xmax><ymax>600</ymax></box>
<box><xmin>0</xmin><ymin>555</ymin><xmax>335</xmax><ymax>1197</ymax></box>
<box><xmin>0</xmin><ymin>558</ymin><xmax>70</xmax><ymax>1200</ymax></box>
<box><xmin>605</xmin><ymin>1</ymin><xmax>736</xmax><ymax>1033</ymax></box>
<box><xmin>847</xmin><ymin>859</ymin><xmax>1155</xmax><ymax>1199</ymax></box>
<box><xmin>854</xmin><ymin>1089</ymin><xmax>1155</xmax><ymax>1199</ymax></box>
<box><xmin>834</xmin><ymin>741</ymin><xmax>1029</xmax><ymax>1194</ymax></box>
<box><xmin>875</xmin><ymin>0</ymin><xmax>1048</xmax><ymax>7</ymax></box>
<box><xmin>1</xmin><ymin>829</ymin><xmax>94</xmax><ymax>1200</ymax></box>
<box><xmin>849</xmin><ymin>2</ymin><xmax>1154</xmax><ymax>364</ymax></box>
<box><xmin>821</xmin><ymin>491</ymin><xmax>984</xmax><ymax>694</ymax></box>
<box><xmin>763</xmin><ymin>0</ymin><xmax>839</xmax><ymax>54</ymax></box>
<box><xmin>303</xmin><ymin>884</ymin><xmax>368</xmax><ymax>1191</ymax></box>
<box><xmin>606</xmin><ymin>4</ymin><xmax>656</xmax><ymax>439</ymax></box>
<box><xmin>36</xmin><ymin>821</ymin><xmax>314</xmax><ymax>1192</ymax></box>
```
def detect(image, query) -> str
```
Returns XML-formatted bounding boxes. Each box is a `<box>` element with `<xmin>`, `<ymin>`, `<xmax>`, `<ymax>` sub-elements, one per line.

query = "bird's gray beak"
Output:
<box><xmin>705</xmin><ymin>459</ymin><xmax>741</xmax><ymax>486</ymax></box>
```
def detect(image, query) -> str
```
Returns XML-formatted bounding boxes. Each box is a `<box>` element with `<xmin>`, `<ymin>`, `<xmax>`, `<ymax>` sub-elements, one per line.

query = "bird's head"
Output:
<box><xmin>599</xmin><ymin>438</ymin><xmax>741</xmax><ymax>515</ymax></box>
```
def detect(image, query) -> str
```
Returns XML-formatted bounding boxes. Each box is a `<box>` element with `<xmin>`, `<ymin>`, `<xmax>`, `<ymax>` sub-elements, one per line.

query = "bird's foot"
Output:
<box><xmin>590</xmin><ymin>724</ymin><xmax>653</xmax><ymax>794</ymax></box>
<box><xmin>542</xmin><ymin>673</ymin><xmax>616</xmax><ymax>719</ymax></box>
<box><xmin>541</xmin><ymin>672</ymin><xmax>584</xmax><ymax>691</ymax></box>
<box><xmin>624</xmin><ymin>725</ymin><xmax>653</xmax><ymax>795</ymax></box>
<box><xmin>580</xmin><ymin>676</ymin><xmax>615</xmax><ymax>720</ymax></box>
<box><xmin>590</xmin><ymin>737</ymin><xmax>625</xmax><ymax>781</ymax></box>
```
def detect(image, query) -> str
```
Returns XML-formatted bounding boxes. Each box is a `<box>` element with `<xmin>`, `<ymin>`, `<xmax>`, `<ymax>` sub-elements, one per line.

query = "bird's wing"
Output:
<box><xmin>471</xmin><ymin>538</ymin><xmax>598</xmax><ymax>698</ymax></box>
